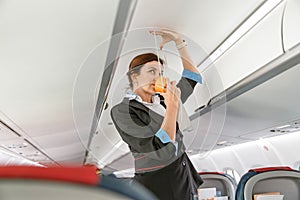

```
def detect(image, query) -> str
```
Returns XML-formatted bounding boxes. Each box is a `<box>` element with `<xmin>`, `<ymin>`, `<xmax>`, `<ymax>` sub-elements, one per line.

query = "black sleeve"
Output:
<box><xmin>176</xmin><ymin>77</ymin><xmax>197</xmax><ymax>104</ymax></box>
<box><xmin>111</xmin><ymin>103</ymin><xmax>176</xmax><ymax>161</ymax></box>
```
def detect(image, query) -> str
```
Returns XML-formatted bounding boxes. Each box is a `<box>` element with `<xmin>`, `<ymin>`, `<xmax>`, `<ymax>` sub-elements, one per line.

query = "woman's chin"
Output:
<box><xmin>147</xmin><ymin>90</ymin><xmax>156</xmax><ymax>95</ymax></box>
<box><xmin>140</xmin><ymin>86</ymin><xmax>156</xmax><ymax>95</ymax></box>
<box><xmin>147</xmin><ymin>86</ymin><xmax>156</xmax><ymax>94</ymax></box>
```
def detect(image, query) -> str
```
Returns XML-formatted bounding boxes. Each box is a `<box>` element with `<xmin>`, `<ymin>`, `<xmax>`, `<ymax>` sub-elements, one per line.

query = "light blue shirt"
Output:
<box><xmin>182</xmin><ymin>69</ymin><xmax>202</xmax><ymax>84</ymax></box>
<box><xmin>155</xmin><ymin>129</ymin><xmax>179</xmax><ymax>156</ymax></box>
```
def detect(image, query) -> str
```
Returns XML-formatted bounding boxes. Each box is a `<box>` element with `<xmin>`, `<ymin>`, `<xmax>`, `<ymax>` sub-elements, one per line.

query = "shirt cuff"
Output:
<box><xmin>155</xmin><ymin>128</ymin><xmax>178</xmax><ymax>156</ymax></box>
<box><xmin>173</xmin><ymin>141</ymin><xmax>178</xmax><ymax>156</ymax></box>
<box><xmin>182</xmin><ymin>69</ymin><xmax>202</xmax><ymax>84</ymax></box>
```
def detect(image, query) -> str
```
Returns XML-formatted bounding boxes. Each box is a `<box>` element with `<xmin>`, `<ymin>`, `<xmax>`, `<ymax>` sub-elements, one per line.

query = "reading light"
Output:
<box><xmin>217</xmin><ymin>140</ymin><xmax>227</xmax><ymax>145</ymax></box>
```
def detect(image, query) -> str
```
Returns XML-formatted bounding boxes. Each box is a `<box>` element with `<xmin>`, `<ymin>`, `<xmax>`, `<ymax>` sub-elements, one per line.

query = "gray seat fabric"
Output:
<box><xmin>199</xmin><ymin>172</ymin><xmax>236</xmax><ymax>200</ymax></box>
<box><xmin>236</xmin><ymin>167</ymin><xmax>300</xmax><ymax>200</ymax></box>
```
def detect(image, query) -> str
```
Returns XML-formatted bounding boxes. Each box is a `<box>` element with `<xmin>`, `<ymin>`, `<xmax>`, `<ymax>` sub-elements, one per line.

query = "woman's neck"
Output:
<box><xmin>134</xmin><ymin>90</ymin><xmax>152</xmax><ymax>103</ymax></box>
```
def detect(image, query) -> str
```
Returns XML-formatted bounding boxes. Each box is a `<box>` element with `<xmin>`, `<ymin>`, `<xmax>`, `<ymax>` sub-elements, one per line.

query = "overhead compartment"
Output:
<box><xmin>187</xmin><ymin>2</ymin><xmax>289</xmax><ymax>153</ymax></box>
<box><xmin>207</xmin><ymin>2</ymin><xmax>286</xmax><ymax>97</ymax></box>
<box><xmin>282</xmin><ymin>0</ymin><xmax>300</xmax><ymax>50</ymax></box>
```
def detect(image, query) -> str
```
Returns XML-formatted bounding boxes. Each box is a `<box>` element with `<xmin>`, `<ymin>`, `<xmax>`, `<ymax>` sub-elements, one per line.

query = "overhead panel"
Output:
<box><xmin>84</xmin><ymin>0</ymin><xmax>138</xmax><ymax>167</ymax></box>
<box><xmin>221</xmin><ymin>57</ymin><xmax>300</xmax><ymax>139</ymax></box>
<box><xmin>184</xmin><ymin>2</ymin><xmax>287</xmax><ymax>153</ymax></box>
<box><xmin>129</xmin><ymin>0</ymin><xmax>265</xmax><ymax>55</ymax></box>
<box><xmin>282</xmin><ymin>0</ymin><xmax>300</xmax><ymax>50</ymax></box>
<box><xmin>0</xmin><ymin>0</ymin><xmax>120</xmax><ymax>164</ymax></box>
<box><xmin>210</xmin><ymin>2</ymin><xmax>285</xmax><ymax>97</ymax></box>
<box><xmin>0</xmin><ymin>120</ymin><xmax>49</xmax><ymax>165</ymax></box>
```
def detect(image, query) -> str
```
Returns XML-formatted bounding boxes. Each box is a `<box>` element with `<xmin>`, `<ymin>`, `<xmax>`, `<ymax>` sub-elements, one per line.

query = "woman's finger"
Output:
<box><xmin>160</xmin><ymin>40</ymin><xmax>168</xmax><ymax>50</ymax></box>
<box><xmin>170</xmin><ymin>80</ymin><xmax>176</xmax><ymax>85</ymax></box>
<box><xmin>149</xmin><ymin>29</ymin><xmax>176</xmax><ymax>40</ymax></box>
<box><xmin>165</xmin><ymin>77</ymin><xmax>171</xmax><ymax>86</ymax></box>
<box><xmin>150</xmin><ymin>29</ymin><xmax>176</xmax><ymax>35</ymax></box>
<box><xmin>166</xmin><ymin>80</ymin><xmax>174</xmax><ymax>91</ymax></box>
<box><xmin>176</xmin><ymin>87</ymin><xmax>181</xmax><ymax>99</ymax></box>
<box><xmin>149</xmin><ymin>30</ymin><xmax>165</xmax><ymax>36</ymax></box>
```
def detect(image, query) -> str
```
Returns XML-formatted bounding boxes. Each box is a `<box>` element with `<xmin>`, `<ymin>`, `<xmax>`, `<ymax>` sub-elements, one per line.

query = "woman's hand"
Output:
<box><xmin>160</xmin><ymin>78</ymin><xmax>181</xmax><ymax>141</ymax></box>
<box><xmin>160</xmin><ymin>78</ymin><xmax>181</xmax><ymax>110</ymax></box>
<box><xmin>149</xmin><ymin>29</ymin><xmax>183</xmax><ymax>50</ymax></box>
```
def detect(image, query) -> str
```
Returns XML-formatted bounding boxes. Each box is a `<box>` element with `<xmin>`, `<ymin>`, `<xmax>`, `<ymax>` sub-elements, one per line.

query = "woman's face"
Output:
<box><xmin>133</xmin><ymin>60</ymin><xmax>163</xmax><ymax>95</ymax></box>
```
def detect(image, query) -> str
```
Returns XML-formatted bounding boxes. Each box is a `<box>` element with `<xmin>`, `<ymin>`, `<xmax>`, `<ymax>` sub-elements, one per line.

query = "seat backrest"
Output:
<box><xmin>0</xmin><ymin>166</ymin><xmax>157</xmax><ymax>200</ymax></box>
<box><xmin>199</xmin><ymin>172</ymin><xmax>237</xmax><ymax>200</ymax></box>
<box><xmin>236</xmin><ymin>166</ymin><xmax>300</xmax><ymax>200</ymax></box>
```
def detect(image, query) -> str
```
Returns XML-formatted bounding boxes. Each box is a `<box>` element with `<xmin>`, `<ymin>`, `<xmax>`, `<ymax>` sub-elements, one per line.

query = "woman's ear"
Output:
<box><xmin>131</xmin><ymin>73</ymin><xmax>138</xmax><ymax>81</ymax></box>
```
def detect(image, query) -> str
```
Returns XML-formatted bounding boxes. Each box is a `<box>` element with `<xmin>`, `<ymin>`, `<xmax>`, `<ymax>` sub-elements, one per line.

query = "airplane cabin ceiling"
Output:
<box><xmin>1</xmin><ymin>0</ymin><xmax>299</xmax><ymax>171</ymax></box>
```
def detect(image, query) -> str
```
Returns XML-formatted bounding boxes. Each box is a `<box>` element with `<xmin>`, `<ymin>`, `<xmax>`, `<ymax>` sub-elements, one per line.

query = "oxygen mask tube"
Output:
<box><xmin>153</xmin><ymin>30</ymin><xmax>167</xmax><ymax>93</ymax></box>
<box><xmin>152</xmin><ymin>30</ymin><xmax>192</xmax><ymax>131</ymax></box>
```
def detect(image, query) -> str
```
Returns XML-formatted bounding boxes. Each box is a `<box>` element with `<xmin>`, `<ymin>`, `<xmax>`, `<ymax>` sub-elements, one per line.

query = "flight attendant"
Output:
<box><xmin>111</xmin><ymin>29</ymin><xmax>203</xmax><ymax>200</ymax></box>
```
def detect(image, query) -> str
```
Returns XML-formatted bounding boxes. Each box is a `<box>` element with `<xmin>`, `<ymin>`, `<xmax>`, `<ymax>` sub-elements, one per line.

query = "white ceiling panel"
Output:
<box><xmin>0</xmin><ymin>0</ymin><xmax>120</xmax><ymax>164</ymax></box>
<box><xmin>129</xmin><ymin>0</ymin><xmax>265</xmax><ymax>54</ymax></box>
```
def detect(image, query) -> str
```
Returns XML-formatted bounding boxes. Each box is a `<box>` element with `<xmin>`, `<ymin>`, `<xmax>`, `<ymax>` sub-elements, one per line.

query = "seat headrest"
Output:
<box><xmin>249</xmin><ymin>166</ymin><xmax>292</xmax><ymax>173</ymax></box>
<box><xmin>0</xmin><ymin>166</ymin><xmax>99</xmax><ymax>185</ymax></box>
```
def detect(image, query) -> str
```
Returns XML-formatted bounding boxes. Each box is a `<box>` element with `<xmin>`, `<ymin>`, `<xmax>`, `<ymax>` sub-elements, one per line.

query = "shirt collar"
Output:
<box><xmin>125</xmin><ymin>93</ymin><xmax>161</xmax><ymax>105</ymax></box>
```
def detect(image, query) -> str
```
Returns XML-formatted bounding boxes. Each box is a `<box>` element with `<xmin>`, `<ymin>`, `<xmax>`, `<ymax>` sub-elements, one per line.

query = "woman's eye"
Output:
<box><xmin>149</xmin><ymin>70</ymin><xmax>155</xmax><ymax>74</ymax></box>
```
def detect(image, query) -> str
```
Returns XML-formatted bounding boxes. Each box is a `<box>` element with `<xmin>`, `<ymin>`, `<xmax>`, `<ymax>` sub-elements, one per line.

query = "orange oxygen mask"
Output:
<box><xmin>154</xmin><ymin>76</ymin><xmax>167</xmax><ymax>93</ymax></box>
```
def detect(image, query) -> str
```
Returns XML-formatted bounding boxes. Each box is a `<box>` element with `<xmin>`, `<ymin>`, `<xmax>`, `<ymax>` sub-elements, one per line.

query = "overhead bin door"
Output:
<box><xmin>211</xmin><ymin>2</ymin><xmax>286</xmax><ymax>96</ymax></box>
<box><xmin>282</xmin><ymin>0</ymin><xmax>300</xmax><ymax>50</ymax></box>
